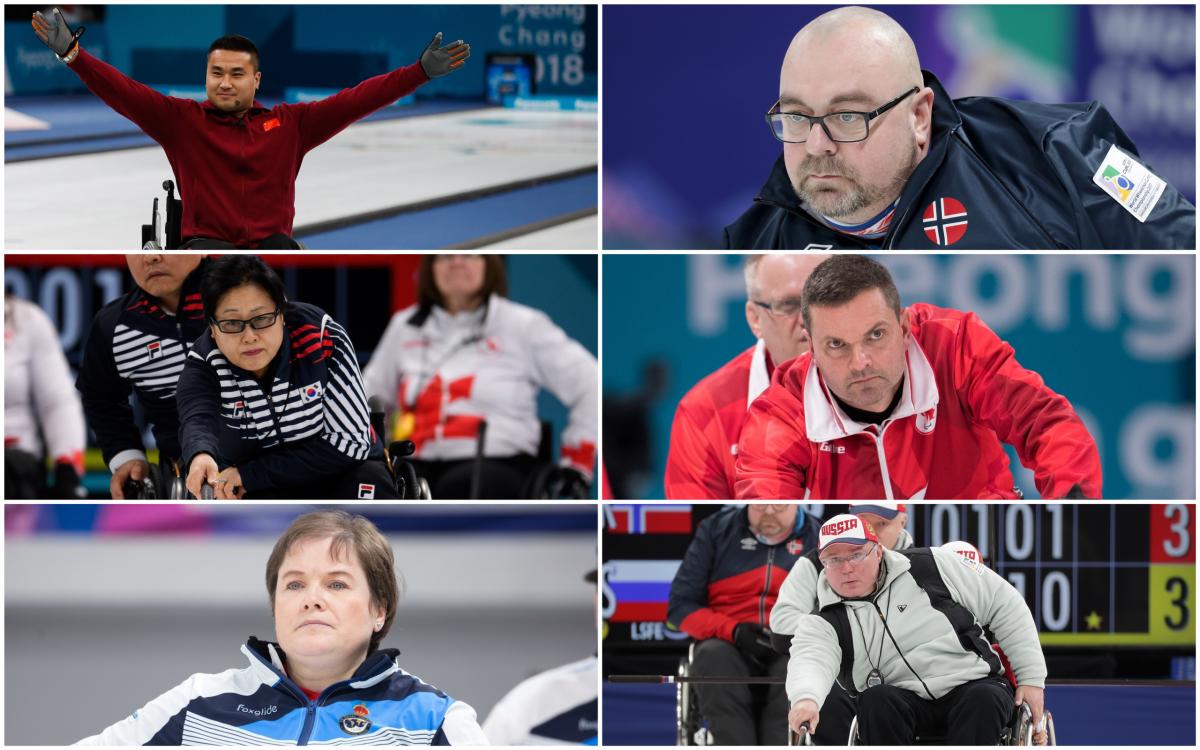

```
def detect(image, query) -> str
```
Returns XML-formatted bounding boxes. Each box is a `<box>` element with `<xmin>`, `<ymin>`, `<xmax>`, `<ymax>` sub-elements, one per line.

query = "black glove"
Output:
<box><xmin>419</xmin><ymin>32</ymin><xmax>470</xmax><ymax>78</ymax></box>
<box><xmin>49</xmin><ymin>462</ymin><xmax>87</xmax><ymax>500</ymax></box>
<box><xmin>539</xmin><ymin>466</ymin><xmax>591</xmax><ymax>499</ymax></box>
<box><xmin>31</xmin><ymin>8</ymin><xmax>86</xmax><ymax>61</ymax></box>
<box><xmin>733</xmin><ymin>622</ymin><xmax>775</xmax><ymax>664</ymax></box>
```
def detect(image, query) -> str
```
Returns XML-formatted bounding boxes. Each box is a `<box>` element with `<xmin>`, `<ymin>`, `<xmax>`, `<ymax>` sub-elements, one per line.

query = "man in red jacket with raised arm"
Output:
<box><xmin>736</xmin><ymin>255</ymin><xmax>1102</xmax><ymax>500</ymax></box>
<box><xmin>32</xmin><ymin>7</ymin><xmax>469</xmax><ymax>249</ymax></box>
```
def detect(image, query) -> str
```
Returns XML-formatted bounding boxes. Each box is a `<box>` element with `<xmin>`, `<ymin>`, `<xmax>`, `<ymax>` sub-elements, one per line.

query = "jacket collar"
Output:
<box><xmin>802</xmin><ymin>334</ymin><xmax>939</xmax><ymax>442</ymax></box>
<box><xmin>753</xmin><ymin>70</ymin><xmax>963</xmax><ymax>229</ymax></box>
<box><xmin>201</xmin><ymin>99</ymin><xmax>270</xmax><ymax>121</ymax></box>
<box><xmin>746</xmin><ymin>338</ymin><xmax>772</xmax><ymax>409</ymax></box>
<box><xmin>242</xmin><ymin>636</ymin><xmax>402</xmax><ymax>694</ymax></box>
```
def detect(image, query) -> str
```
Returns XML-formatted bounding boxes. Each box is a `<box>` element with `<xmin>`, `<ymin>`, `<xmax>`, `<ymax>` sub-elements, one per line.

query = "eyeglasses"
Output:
<box><xmin>212</xmin><ymin>309</ymin><xmax>281</xmax><ymax>334</ymax></box>
<box><xmin>752</xmin><ymin>297</ymin><xmax>804</xmax><ymax>317</ymax></box>
<box><xmin>766</xmin><ymin>87</ymin><xmax>919</xmax><ymax>144</ymax></box>
<box><xmin>820</xmin><ymin>542</ymin><xmax>877</xmax><ymax>569</ymax></box>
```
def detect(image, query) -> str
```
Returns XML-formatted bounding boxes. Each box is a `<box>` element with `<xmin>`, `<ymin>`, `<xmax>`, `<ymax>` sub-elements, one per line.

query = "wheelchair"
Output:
<box><xmin>121</xmin><ymin>458</ymin><xmax>194</xmax><ymax>499</ymax></box>
<box><xmin>788</xmin><ymin>701</ymin><xmax>1056</xmax><ymax>746</ymax></box>
<box><xmin>140</xmin><ymin>179</ymin><xmax>304</xmax><ymax>249</ymax></box>
<box><xmin>141</xmin><ymin>180</ymin><xmax>183</xmax><ymax>250</ymax></box>
<box><xmin>676</xmin><ymin>643</ymin><xmax>715</xmax><ymax>746</ymax></box>
<box><xmin>371</xmin><ymin>408</ymin><xmax>432</xmax><ymax>499</ymax></box>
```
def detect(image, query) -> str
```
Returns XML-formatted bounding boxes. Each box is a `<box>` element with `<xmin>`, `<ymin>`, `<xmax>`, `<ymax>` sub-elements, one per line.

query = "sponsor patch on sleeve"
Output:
<box><xmin>1091</xmin><ymin>144</ymin><xmax>1166</xmax><ymax>223</ymax></box>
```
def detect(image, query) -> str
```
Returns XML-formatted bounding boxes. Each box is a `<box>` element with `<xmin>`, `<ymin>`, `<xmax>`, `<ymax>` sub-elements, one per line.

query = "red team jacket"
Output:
<box><xmin>735</xmin><ymin>304</ymin><xmax>1102</xmax><ymax>500</ymax></box>
<box><xmin>69</xmin><ymin>48</ymin><xmax>429</xmax><ymax>246</ymax></box>
<box><xmin>665</xmin><ymin>342</ymin><xmax>774</xmax><ymax>500</ymax></box>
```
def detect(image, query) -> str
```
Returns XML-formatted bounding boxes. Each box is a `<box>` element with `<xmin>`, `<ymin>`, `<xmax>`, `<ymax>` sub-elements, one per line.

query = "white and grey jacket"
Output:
<box><xmin>786</xmin><ymin>547</ymin><xmax>1046</xmax><ymax>708</ymax></box>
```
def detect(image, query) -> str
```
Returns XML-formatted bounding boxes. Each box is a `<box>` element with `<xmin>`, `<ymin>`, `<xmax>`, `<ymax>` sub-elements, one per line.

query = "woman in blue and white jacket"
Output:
<box><xmin>78</xmin><ymin>509</ymin><xmax>487</xmax><ymax>745</ymax></box>
<box><xmin>178</xmin><ymin>255</ymin><xmax>398</xmax><ymax>499</ymax></box>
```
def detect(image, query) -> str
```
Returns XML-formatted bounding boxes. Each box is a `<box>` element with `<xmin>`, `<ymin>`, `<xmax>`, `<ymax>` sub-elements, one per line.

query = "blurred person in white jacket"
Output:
<box><xmin>4</xmin><ymin>295</ymin><xmax>87</xmax><ymax>498</ymax></box>
<box><xmin>363</xmin><ymin>255</ymin><xmax>597</xmax><ymax>498</ymax></box>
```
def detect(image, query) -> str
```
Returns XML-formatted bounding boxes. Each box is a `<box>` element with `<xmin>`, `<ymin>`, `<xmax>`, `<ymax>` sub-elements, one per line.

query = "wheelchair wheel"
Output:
<box><xmin>676</xmin><ymin>645</ymin><xmax>712</xmax><ymax>746</ymax></box>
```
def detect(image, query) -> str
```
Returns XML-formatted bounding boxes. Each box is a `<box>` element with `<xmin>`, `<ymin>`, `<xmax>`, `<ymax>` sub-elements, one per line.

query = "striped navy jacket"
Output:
<box><xmin>176</xmin><ymin>302</ymin><xmax>381</xmax><ymax>494</ymax></box>
<box><xmin>76</xmin><ymin>262</ymin><xmax>209</xmax><ymax>471</ymax></box>
<box><xmin>77</xmin><ymin>637</ymin><xmax>486</xmax><ymax>745</ymax></box>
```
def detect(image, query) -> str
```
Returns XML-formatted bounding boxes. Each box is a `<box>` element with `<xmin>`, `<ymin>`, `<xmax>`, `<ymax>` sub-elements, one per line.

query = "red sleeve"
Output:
<box><xmin>734</xmin><ymin>379</ymin><xmax>812</xmax><ymax>499</ymax></box>
<box><xmin>956</xmin><ymin>312</ymin><xmax>1102</xmax><ymax>499</ymax></box>
<box><xmin>293</xmin><ymin>63</ymin><xmax>429</xmax><ymax>152</ymax></box>
<box><xmin>69</xmin><ymin>48</ymin><xmax>185</xmax><ymax>144</ymax></box>
<box><xmin>664</xmin><ymin>397</ymin><xmax>734</xmax><ymax>500</ymax></box>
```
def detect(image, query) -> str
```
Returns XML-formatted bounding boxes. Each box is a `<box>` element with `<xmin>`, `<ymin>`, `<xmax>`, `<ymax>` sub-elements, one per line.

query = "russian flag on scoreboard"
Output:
<box><xmin>606</xmin><ymin>559</ymin><xmax>681</xmax><ymax>622</ymax></box>
<box><xmin>606</xmin><ymin>504</ymin><xmax>693</xmax><ymax>534</ymax></box>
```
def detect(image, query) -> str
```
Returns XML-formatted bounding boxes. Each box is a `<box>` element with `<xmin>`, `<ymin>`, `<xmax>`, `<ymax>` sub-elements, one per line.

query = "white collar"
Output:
<box><xmin>746</xmin><ymin>339</ymin><xmax>772</xmax><ymax>410</ymax></box>
<box><xmin>803</xmin><ymin>335</ymin><xmax>939</xmax><ymax>442</ymax></box>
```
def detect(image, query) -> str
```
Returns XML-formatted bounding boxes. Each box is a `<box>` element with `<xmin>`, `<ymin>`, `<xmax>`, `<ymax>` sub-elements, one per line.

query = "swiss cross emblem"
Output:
<box><xmin>922</xmin><ymin>197</ymin><xmax>969</xmax><ymax>246</ymax></box>
<box><xmin>786</xmin><ymin>539</ymin><xmax>805</xmax><ymax>555</ymax></box>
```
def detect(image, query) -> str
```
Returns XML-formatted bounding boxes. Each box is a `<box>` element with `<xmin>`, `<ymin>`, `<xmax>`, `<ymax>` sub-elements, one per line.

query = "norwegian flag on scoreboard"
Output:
<box><xmin>606</xmin><ymin>504</ymin><xmax>693</xmax><ymax>534</ymax></box>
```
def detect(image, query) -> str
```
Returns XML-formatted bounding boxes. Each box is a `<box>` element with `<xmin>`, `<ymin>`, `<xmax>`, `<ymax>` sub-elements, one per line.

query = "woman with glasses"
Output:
<box><xmin>177</xmin><ymin>255</ymin><xmax>398</xmax><ymax>499</ymax></box>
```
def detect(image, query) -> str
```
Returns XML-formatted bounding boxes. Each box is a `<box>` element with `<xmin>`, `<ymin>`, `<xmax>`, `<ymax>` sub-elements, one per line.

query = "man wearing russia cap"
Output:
<box><xmin>786</xmin><ymin>514</ymin><xmax>1047</xmax><ymax>745</ymax></box>
<box><xmin>769</xmin><ymin>503</ymin><xmax>910</xmax><ymax>744</ymax></box>
<box><xmin>771</xmin><ymin>503</ymin><xmax>911</xmax><ymax>647</ymax></box>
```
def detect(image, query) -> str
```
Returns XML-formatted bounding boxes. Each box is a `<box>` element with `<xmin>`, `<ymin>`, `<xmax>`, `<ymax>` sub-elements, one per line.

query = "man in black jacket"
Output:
<box><xmin>667</xmin><ymin>505</ymin><xmax>820</xmax><ymax>745</ymax></box>
<box><xmin>725</xmin><ymin>6</ymin><xmax>1194</xmax><ymax>249</ymax></box>
<box><xmin>76</xmin><ymin>254</ymin><xmax>208</xmax><ymax>498</ymax></box>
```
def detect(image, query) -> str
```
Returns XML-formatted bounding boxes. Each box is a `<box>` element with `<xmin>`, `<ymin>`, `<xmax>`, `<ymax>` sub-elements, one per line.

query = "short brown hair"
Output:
<box><xmin>801</xmin><ymin>255</ymin><xmax>902</xmax><ymax>333</ymax></box>
<box><xmin>417</xmin><ymin>255</ymin><xmax>508</xmax><ymax>310</ymax></box>
<box><xmin>266</xmin><ymin>510</ymin><xmax>400</xmax><ymax>653</ymax></box>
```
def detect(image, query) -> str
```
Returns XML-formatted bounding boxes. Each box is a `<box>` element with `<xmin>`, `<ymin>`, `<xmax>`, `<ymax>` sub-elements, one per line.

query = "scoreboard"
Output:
<box><xmin>602</xmin><ymin>503</ymin><xmax>1196</xmax><ymax>649</ymax></box>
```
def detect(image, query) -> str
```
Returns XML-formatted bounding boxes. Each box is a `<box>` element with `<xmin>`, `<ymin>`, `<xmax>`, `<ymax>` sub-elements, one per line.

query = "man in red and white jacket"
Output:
<box><xmin>32</xmin><ymin>8</ymin><xmax>469</xmax><ymax>249</ymax></box>
<box><xmin>665</xmin><ymin>254</ymin><xmax>828</xmax><ymax>499</ymax></box>
<box><xmin>736</xmin><ymin>255</ymin><xmax>1101</xmax><ymax>500</ymax></box>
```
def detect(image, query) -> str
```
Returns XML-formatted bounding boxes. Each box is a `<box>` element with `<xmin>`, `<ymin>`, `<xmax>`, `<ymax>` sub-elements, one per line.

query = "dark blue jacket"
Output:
<box><xmin>725</xmin><ymin>71</ymin><xmax>1195</xmax><ymax>249</ymax></box>
<box><xmin>668</xmin><ymin>506</ymin><xmax>821</xmax><ymax>642</ymax></box>
<box><xmin>75</xmin><ymin>262</ymin><xmax>209</xmax><ymax>468</ymax></box>
<box><xmin>77</xmin><ymin>637</ymin><xmax>485</xmax><ymax>745</ymax></box>
<box><xmin>176</xmin><ymin>301</ymin><xmax>382</xmax><ymax>494</ymax></box>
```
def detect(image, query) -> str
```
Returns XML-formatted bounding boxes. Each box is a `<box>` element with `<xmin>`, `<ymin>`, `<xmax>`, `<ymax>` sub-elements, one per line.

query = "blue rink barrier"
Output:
<box><xmin>602</xmin><ymin>681</ymin><xmax>1196</xmax><ymax>745</ymax></box>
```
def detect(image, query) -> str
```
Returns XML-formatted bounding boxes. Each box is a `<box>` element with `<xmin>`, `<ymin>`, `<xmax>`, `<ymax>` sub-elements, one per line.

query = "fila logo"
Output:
<box><xmin>357</xmin><ymin>483</ymin><xmax>376</xmax><ymax>499</ymax></box>
<box><xmin>146</xmin><ymin>341</ymin><xmax>162</xmax><ymax>359</ymax></box>
<box><xmin>922</xmin><ymin>197</ymin><xmax>969</xmax><ymax>246</ymax></box>
<box><xmin>819</xmin><ymin>442</ymin><xmax>846</xmax><ymax>453</ymax></box>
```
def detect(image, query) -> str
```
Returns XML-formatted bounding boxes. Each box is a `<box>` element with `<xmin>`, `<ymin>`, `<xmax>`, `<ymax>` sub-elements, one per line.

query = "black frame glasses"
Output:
<box><xmin>765</xmin><ymin>86</ymin><xmax>920</xmax><ymax>144</ymax></box>
<box><xmin>212</xmin><ymin>309</ymin><xmax>282</xmax><ymax>334</ymax></box>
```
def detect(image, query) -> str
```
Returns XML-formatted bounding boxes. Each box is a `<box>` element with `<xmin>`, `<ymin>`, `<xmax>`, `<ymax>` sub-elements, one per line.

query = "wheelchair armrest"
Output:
<box><xmin>388</xmin><ymin>440</ymin><xmax>416</xmax><ymax>458</ymax></box>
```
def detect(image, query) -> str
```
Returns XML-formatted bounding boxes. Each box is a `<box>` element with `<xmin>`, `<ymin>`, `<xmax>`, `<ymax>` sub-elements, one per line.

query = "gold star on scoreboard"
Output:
<box><xmin>1085</xmin><ymin>611</ymin><xmax>1103</xmax><ymax>630</ymax></box>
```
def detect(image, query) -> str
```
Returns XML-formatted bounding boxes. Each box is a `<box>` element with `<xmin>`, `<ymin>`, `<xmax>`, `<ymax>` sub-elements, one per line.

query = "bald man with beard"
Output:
<box><xmin>666</xmin><ymin>253</ymin><xmax>827</xmax><ymax>499</ymax></box>
<box><xmin>726</xmin><ymin>6</ymin><xmax>1193</xmax><ymax>249</ymax></box>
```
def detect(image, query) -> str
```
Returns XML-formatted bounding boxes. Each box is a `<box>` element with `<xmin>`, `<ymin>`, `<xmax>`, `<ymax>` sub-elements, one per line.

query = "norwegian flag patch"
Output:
<box><xmin>922</xmin><ymin>197</ymin><xmax>969</xmax><ymax>246</ymax></box>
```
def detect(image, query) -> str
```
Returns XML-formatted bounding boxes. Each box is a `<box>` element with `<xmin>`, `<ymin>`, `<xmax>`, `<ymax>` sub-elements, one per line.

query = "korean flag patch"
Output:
<box><xmin>299</xmin><ymin>382</ymin><xmax>323</xmax><ymax>403</ymax></box>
